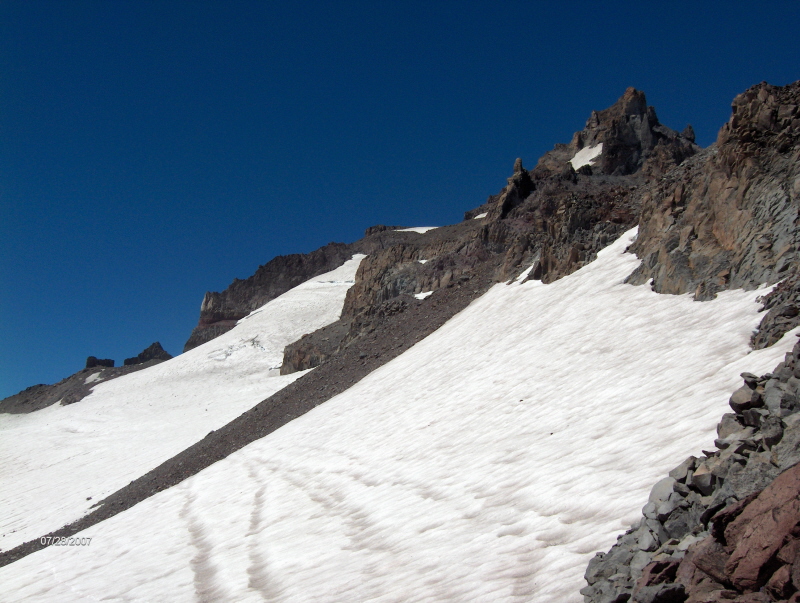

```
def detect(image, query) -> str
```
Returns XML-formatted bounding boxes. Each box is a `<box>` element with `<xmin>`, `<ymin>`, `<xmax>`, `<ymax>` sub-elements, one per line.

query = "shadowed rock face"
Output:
<box><xmin>282</xmin><ymin>88</ymin><xmax>701</xmax><ymax>374</ymax></box>
<box><xmin>626</xmin><ymin>81</ymin><xmax>800</xmax><ymax>308</ymax></box>
<box><xmin>86</xmin><ymin>356</ymin><xmax>114</xmax><ymax>369</ymax></box>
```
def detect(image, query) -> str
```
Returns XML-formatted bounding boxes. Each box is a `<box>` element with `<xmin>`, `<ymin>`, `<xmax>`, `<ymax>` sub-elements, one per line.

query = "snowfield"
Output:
<box><xmin>569</xmin><ymin>143</ymin><xmax>603</xmax><ymax>170</ymax></box>
<box><xmin>397</xmin><ymin>226</ymin><xmax>439</xmax><ymax>234</ymax></box>
<box><xmin>0</xmin><ymin>255</ymin><xmax>365</xmax><ymax>553</ymax></box>
<box><xmin>2</xmin><ymin>230</ymin><xmax>797</xmax><ymax>602</ymax></box>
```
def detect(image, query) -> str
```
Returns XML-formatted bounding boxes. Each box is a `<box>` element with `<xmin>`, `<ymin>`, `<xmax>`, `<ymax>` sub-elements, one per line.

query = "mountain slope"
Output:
<box><xmin>1</xmin><ymin>230</ymin><xmax>797</xmax><ymax>602</ymax></box>
<box><xmin>0</xmin><ymin>256</ymin><xmax>364</xmax><ymax>552</ymax></box>
<box><xmin>2</xmin><ymin>81</ymin><xmax>799</xmax><ymax>602</ymax></box>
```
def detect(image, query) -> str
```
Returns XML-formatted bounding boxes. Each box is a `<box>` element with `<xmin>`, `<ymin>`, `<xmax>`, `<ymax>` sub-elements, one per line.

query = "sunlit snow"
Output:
<box><xmin>414</xmin><ymin>291</ymin><xmax>434</xmax><ymax>300</ymax></box>
<box><xmin>473</xmin><ymin>212</ymin><xmax>488</xmax><ymax>219</ymax></box>
<box><xmin>397</xmin><ymin>226</ymin><xmax>438</xmax><ymax>233</ymax></box>
<box><xmin>0</xmin><ymin>255</ymin><xmax>365</xmax><ymax>552</ymax></box>
<box><xmin>2</xmin><ymin>232</ymin><xmax>796</xmax><ymax>603</ymax></box>
<box><xmin>83</xmin><ymin>371</ymin><xmax>103</xmax><ymax>384</ymax></box>
<box><xmin>569</xmin><ymin>143</ymin><xmax>603</xmax><ymax>170</ymax></box>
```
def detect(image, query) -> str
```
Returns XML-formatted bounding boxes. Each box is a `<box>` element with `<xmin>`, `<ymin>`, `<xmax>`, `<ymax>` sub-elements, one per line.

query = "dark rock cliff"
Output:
<box><xmin>183</xmin><ymin>242</ymin><xmax>358</xmax><ymax>351</ymax></box>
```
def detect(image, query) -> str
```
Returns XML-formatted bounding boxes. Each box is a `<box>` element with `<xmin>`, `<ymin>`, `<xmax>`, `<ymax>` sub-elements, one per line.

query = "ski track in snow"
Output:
<box><xmin>2</xmin><ymin>230</ymin><xmax>798</xmax><ymax>602</ymax></box>
<box><xmin>0</xmin><ymin>255</ymin><xmax>366</xmax><ymax>552</ymax></box>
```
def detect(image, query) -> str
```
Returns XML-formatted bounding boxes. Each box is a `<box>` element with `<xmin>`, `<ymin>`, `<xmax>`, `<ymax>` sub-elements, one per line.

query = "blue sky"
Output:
<box><xmin>1</xmin><ymin>1</ymin><xmax>799</xmax><ymax>399</ymax></box>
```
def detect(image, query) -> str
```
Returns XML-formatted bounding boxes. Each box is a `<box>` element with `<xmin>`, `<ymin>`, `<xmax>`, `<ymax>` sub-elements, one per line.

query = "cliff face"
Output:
<box><xmin>533</xmin><ymin>87</ymin><xmax>698</xmax><ymax>180</ymax></box>
<box><xmin>626</xmin><ymin>82</ymin><xmax>800</xmax><ymax>302</ymax></box>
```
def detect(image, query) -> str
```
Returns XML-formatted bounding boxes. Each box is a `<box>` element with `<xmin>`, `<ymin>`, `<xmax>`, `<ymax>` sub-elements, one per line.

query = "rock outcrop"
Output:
<box><xmin>533</xmin><ymin>87</ymin><xmax>698</xmax><ymax>179</ymax></box>
<box><xmin>123</xmin><ymin>342</ymin><xmax>172</xmax><ymax>366</ymax></box>
<box><xmin>626</xmin><ymin>81</ymin><xmax>800</xmax><ymax>309</ymax></box>
<box><xmin>1</xmin><ymin>345</ymin><xmax>173</xmax><ymax>413</ymax></box>
<box><xmin>276</xmin><ymin>89</ymin><xmax>703</xmax><ymax>374</ymax></box>
<box><xmin>183</xmin><ymin>243</ymin><xmax>357</xmax><ymax>351</ymax></box>
<box><xmin>183</xmin><ymin>229</ymin><xmax>452</xmax><ymax>352</ymax></box>
<box><xmin>85</xmin><ymin>356</ymin><xmax>114</xmax><ymax>369</ymax></box>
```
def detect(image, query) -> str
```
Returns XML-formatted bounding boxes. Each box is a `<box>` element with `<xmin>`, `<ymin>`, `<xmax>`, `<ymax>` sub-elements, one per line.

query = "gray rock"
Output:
<box><xmin>763</xmin><ymin>380</ymin><xmax>794</xmax><ymax>414</ymax></box>
<box><xmin>761</xmin><ymin>415</ymin><xmax>785</xmax><ymax>448</ymax></box>
<box><xmin>716</xmin><ymin>414</ymin><xmax>743</xmax><ymax>439</ymax></box>
<box><xmin>584</xmin><ymin>552</ymin><xmax>608</xmax><ymax>585</ymax></box>
<box><xmin>642</xmin><ymin>501</ymin><xmax>657</xmax><ymax>520</ymax></box>
<box><xmin>714</xmin><ymin>426</ymin><xmax>754</xmax><ymax>450</ymax></box>
<box><xmin>631</xmin><ymin>583</ymin><xmax>686</xmax><ymax>603</ymax></box>
<box><xmin>773</xmin><ymin>421</ymin><xmax>800</xmax><ymax>469</ymax></box>
<box><xmin>644</xmin><ymin>518</ymin><xmax>670</xmax><ymax>546</ymax></box>
<box><xmin>581</xmin><ymin>579</ymin><xmax>634</xmax><ymax>603</ymax></box>
<box><xmin>638</xmin><ymin>529</ymin><xmax>659</xmax><ymax>552</ymax></box>
<box><xmin>668</xmin><ymin>456</ymin><xmax>697</xmax><ymax>482</ymax></box>
<box><xmin>663</xmin><ymin>504</ymin><xmax>703</xmax><ymax>540</ymax></box>
<box><xmin>724</xmin><ymin>456</ymin><xmax>781</xmax><ymax>499</ymax></box>
<box><xmin>729</xmin><ymin>386</ymin><xmax>761</xmax><ymax>413</ymax></box>
<box><xmin>649</xmin><ymin>477</ymin><xmax>676</xmax><ymax>504</ymax></box>
<box><xmin>630</xmin><ymin>549</ymin><xmax>653</xmax><ymax>581</ymax></box>
<box><xmin>690</xmin><ymin>469</ymin><xmax>715</xmax><ymax>496</ymax></box>
<box><xmin>741</xmin><ymin>372</ymin><xmax>759</xmax><ymax>388</ymax></box>
<box><xmin>673</xmin><ymin>481</ymin><xmax>691</xmax><ymax>496</ymax></box>
<box><xmin>656</xmin><ymin>500</ymin><xmax>678</xmax><ymax>522</ymax></box>
<box><xmin>742</xmin><ymin>407</ymin><xmax>768</xmax><ymax>427</ymax></box>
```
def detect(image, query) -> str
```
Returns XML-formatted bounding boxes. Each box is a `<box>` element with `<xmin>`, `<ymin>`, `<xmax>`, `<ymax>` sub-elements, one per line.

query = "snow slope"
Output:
<box><xmin>570</xmin><ymin>143</ymin><xmax>603</xmax><ymax>170</ymax></box>
<box><xmin>3</xmin><ymin>231</ymin><xmax>797</xmax><ymax>602</ymax></box>
<box><xmin>397</xmin><ymin>226</ymin><xmax>438</xmax><ymax>233</ymax></box>
<box><xmin>0</xmin><ymin>255</ymin><xmax>365</xmax><ymax>552</ymax></box>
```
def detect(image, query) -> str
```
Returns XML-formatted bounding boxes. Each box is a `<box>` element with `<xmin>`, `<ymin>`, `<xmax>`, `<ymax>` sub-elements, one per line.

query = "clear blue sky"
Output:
<box><xmin>2</xmin><ymin>1</ymin><xmax>799</xmax><ymax>399</ymax></box>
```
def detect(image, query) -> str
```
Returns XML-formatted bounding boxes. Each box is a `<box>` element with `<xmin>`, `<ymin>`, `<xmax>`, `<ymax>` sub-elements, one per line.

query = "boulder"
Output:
<box><xmin>724</xmin><ymin>462</ymin><xmax>800</xmax><ymax>591</ymax></box>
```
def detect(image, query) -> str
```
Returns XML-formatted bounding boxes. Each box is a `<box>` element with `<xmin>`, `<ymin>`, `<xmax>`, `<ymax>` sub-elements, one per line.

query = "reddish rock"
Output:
<box><xmin>636</xmin><ymin>560</ymin><xmax>682</xmax><ymax>591</ymax></box>
<box><xmin>710</xmin><ymin>492</ymin><xmax>762</xmax><ymax>544</ymax></box>
<box><xmin>677</xmin><ymin>539</ymin><xmax>727</xmax><ymax>601</ymax></box>
<box><xmin>777</xmin><ymin>537</ymin><xmax>800</xmax><ymax>564</ymax></box>
<box><xmin>724</xmin><ymin>463</ymin><xmax>800</xmax><ymax>591</ymax></box>
<box><xmin>765</xmin><ymin>564</ymin><xmax>794</xmax><ymax>600</ymax></box>
<box><xmin>690</xmin><ymin>537</ymin><xmax>732</xmax><ymax>586</ymax></box>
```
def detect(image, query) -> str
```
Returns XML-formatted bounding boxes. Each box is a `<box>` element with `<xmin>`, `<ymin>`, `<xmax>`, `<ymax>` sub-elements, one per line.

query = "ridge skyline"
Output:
<box><xmin>2</xmin><ymin>1</ymin><xmax>799</xmax><ymax>398</ymax></box>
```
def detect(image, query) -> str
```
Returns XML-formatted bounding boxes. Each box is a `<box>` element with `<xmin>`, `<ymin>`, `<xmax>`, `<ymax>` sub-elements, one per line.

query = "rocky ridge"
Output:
<box><xmin>626</xmin><ymin>82</ymin><xmax>800</xmax><ymax>312</ymax></box>
<box><xmin>281</xmin><ymin>88</ymin><xmax>698</xmax><ymax>373</ymax></box>
<box><xmin>0</xmin><ymin>342</ymin><xmax>173</xmax><ymax>414</ymax></box>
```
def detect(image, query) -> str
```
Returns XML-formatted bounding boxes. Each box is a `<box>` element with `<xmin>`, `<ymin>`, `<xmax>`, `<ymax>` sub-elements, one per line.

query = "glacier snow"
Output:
<box><xmin>2</xmin><ymin>230</ymin><xmax>797</xmax><ymax>602</ymax></box>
